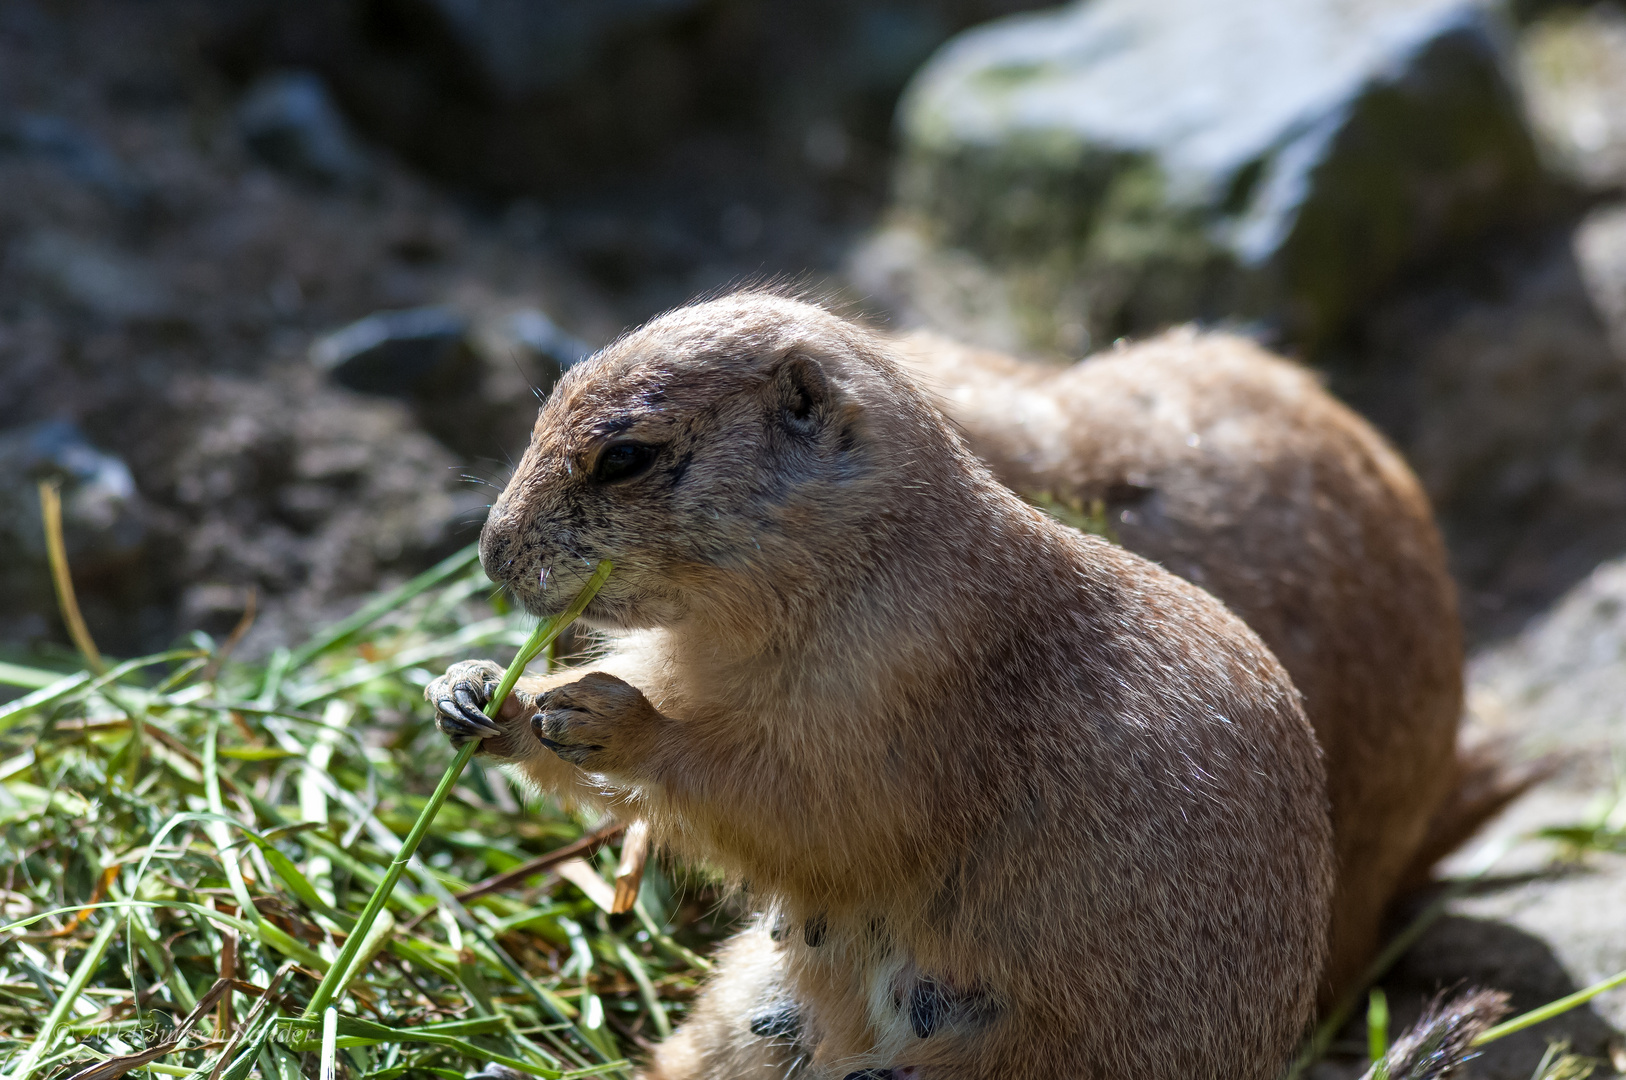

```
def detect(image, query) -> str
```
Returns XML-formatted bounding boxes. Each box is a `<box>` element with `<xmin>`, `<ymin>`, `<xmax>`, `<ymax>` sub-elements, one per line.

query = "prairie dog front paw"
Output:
<box><xmin>533</xmin><ymin>672</ymin><xmax>662</xmax><ymax>775</ymax></box>
<box><xmin>426</xmin><ymin>659</ymin><xmax>537</xmax><ymax>760</ymax></box>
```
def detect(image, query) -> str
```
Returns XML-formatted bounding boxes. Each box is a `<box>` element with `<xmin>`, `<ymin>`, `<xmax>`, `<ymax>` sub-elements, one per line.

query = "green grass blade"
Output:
<box><xmin>319</xmin><ymin>1006</ymin><xmax>339</xmax><ymax>1080</ymax></box>
<box><xmin>203</xmin><ymin>722</ymin><xmax>261</xmax><ymax>926</ymax></box>
<box><xmin>331</xmin><ymin>909</ymin><xmax>396</xmax><ymax>1002</ymax></box>
<box><xmin>1367</xmin><ymin>988</ymin><xmax>1389</xmax><ymax>1079</ymax></box>
<box><xmin>1</xmin><ymin>900</ymin><xmax>325</xmax><ymax>971</ymax></box>
<box><xmin>284</xmin><ymin>618</ymin><xmax>523</xmax><ymax>708</ymax></box>
<box><xmin>0</xmin><ymin>661</ymin><xmax>72</xmax><ymax>689</ymax></box>
<box><xmin>0</xmin><ymin>671</ymin><xmax>92</xmax><ymax>727</ymax></box>
<box><xmin>614</xmin><ymin>940</ymin><xmax>671</xmax><ymax>1038</ymax></box>
<box><xmin>1473</xmin><ymin>966</ymin><xmax>1626</xmax><ymax>1046</ymax></box>
<box><xmin>251</xmin><ymin>842</ymin><xmax>354</xmax><ymax>928</ymax></box>
<box><xmin>288</xmin><ymin>543</ymin><xmax>480</xmax><ymax>669</ymax></box>
<box><xmin>299</xmin><ymin>737</ymin><xmax>479</xmax><ymax>1021</ymax></box>
<box><xmin>280</xmin><ymin>1016</ymin><xmax>573</xmax><ymax>1077</ymax></box>
<box><xmin>255</xmin><ymin>647</ymin><xmax>292</xmax><ymax>708</ymax></box>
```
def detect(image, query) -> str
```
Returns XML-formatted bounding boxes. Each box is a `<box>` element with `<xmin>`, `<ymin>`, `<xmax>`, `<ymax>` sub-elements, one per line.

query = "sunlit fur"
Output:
<box><xmin>887</xmin><ymin>328</ymin><xmax>1488</xmax><ymax>1000</ymax></box>
<box><xmin>446</xmin><ymin>293</ymin><xmax>1334</xmax><ymax>1079</ymax></box>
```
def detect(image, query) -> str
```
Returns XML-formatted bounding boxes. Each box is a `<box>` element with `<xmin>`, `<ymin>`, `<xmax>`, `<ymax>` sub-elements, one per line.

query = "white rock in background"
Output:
<box><xmin>1577</xmin><ymin>202</ymin><xmax>1626</xmax><ymax>357</ymax></box>
<box><xmin>1519</xmin><ymin>3</ymin><xmax>1626</xmax><ymax>193</ymax></box>
<box><xmin>886</xmin><ymin>0</ymin><xmax>1544</xmax><ymax>354</ymax></box>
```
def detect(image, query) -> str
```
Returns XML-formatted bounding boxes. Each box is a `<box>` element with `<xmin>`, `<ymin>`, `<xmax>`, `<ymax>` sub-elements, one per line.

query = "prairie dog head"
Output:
<box><xmin>480</xmin><ymin>293</ymin><xmax>961</xmax><ymax>633</ymax></box>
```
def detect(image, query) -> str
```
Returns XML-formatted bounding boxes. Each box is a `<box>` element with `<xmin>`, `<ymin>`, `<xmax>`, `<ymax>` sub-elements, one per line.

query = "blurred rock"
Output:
<box><xmin>214</xmin><ymin>0</ymin><xmax>1053</xmax><ymax>201</ymax></box>
<box><xmin>133</xmin><ymin>367</ymin><xmax>484</xmax><ymax>654</ymax></box>
<box><xmin>496</xmin><ymin>308</ymin><xmax>594</xmax><ymax>384</ymax></box>
<box><xmin>309</xmin><ymin>306</ymin><xmax>477</xmax><ymax>397</ymax></box>
<box><xmin>884</xmin><ymin>0</ymin><xmax>1546</xmax><ymax>356</ymax></box>
<box><xmin>415</xmin><ymin>0</ymin><xmax>701</xmax><ymax>101</ymax></box>
<box><xmin>845</xmin><ymin>223</ymin><xmax>1029</xmax><ymax>355</ymax></box>
<box><xmin>310</xmin><ymin>304</ymin><xmax>582</xmax><ymax>461</ymax></box>
<box><xmin>14</xmin><ymin>231</ymin><xmax>172</xmax><ymax>321</ymax></box>
<box><xmin>1577</xmin><ymin>201</ymin><xmax>1626</xmax><ymax>355</ymax></box>
<box><xmin>1292</xmin><ymin>504</ymin><xmax>1626</xmax><ymax>1079</ymax></box>
<box><xmin>1371</xmin><ymin>894</ymin><xmax>1625</xmax><ymax>1079</ymax></box>
<box><xmin>178</xmin><ymin>582</ymin><xmax>257</xmax><ymax>639</ymax></box>
<box><xmin>1308</xmin><ymin>900</ymin><xmax>1625</xmax><ymax>1080</ymax></box>
<box><xmin>0</xmin><ymin>113</ymin><xmax>149</xmax><ymax>210</ymax></box>
<box><xmin>0</xmin><ymin>421</ymin><xmax>150</xmax><ymax>650</ymax></box>
<box><xmin>442</xmin><ymin>307</ymin><xmax>593</xmax><ymax>455</ymax></box>
<box><xmin>1469</xmin><ymin>555</ymin><xmax>1626</xmax><ymax>775</ymax></box>
<box><xmin>0</xmin><ymin>420</ymin><xmax>146</xmax><ymax>571</ymax></box>
<box><xmin>1433</xmin><ymin>563</ymin><xmax>1626</xmax><ymax>1053</ymax></box>
<box><xmin>237</xmin><ymin>70</ymin><xmax>372</xmax><ymax>189</ymax></box>
<box><xmin>1353</xmin><ymin>220</ymin><xmax>1626</xmax><ymax>640</ymax></box>
<box><xmin>1519</xmin><ymin>3</ymin><xmax>1626</xmax><ymax>192</ymax></box>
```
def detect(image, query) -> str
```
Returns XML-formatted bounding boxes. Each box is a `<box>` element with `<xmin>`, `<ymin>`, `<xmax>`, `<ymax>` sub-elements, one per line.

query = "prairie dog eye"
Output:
<box><xmin>593</xmin><ymin>441</ymin><xmax>660</xmax><ymax>484</ymax></box>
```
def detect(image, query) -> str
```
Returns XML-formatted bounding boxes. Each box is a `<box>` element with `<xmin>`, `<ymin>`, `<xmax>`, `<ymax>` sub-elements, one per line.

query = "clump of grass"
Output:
<box><xmin>0</xmin><ymin>543</ymin><xmax>728</xmax><ymax>1080</ymax></box>
<box><xmin>1528</xmin><ymin>1039</ymin><xmax>1598</xmax><ymax>1080</ymax></box>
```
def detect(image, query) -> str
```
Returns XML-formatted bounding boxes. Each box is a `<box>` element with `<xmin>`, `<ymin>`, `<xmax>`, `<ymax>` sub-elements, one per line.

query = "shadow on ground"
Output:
<box><xmin>1315</xmin><ymin>903</ymin><xmax>1624</xmax><ymax>1079</ymax></box>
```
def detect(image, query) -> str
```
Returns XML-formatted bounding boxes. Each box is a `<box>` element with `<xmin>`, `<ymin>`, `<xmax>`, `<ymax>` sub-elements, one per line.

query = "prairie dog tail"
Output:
<box><xmin>1399</xmin><ymin>741</ymin><xmax>1555</xmax><ymax>891</ymax></box>
<box><xmin>1360</xmin><ymin>990</ymin><xmax>1510</xmax><ymax>1080</ymax></box>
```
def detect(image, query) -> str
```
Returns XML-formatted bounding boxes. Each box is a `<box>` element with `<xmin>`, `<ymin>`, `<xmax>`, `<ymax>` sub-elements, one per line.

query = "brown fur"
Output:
<box><xmin>888</xmin><ymin>328</ymin><xmax>1469</xmax><ymax>998</ymax></box>
<box><xmin>428</xmin><ymin>294</ymin><xmax>1334</xmax><ymax>1079</ymax></box>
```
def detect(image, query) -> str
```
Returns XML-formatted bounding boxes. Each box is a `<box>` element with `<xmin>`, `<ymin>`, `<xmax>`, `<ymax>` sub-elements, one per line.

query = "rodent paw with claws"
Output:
<box><xmin>425</xmin><ymin>659</ymin><xmax>533</xmax><ymax>760</ymax></box>
<box><xmin>533</xmin><ymin>672</ymin><xmax>661</xmax><ymax>776</ymax></box>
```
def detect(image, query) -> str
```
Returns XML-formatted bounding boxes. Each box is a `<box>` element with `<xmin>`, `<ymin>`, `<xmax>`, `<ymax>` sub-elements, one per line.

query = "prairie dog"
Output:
<box><xmin>886</xmin><ymin>329</ymin><xmax>1472</xmax><ymax>998</ymax></box>
<box><xmin>429</xmin><ymin>293</ymin><xmax>1333</xmax><ymax>1079</ymax></box>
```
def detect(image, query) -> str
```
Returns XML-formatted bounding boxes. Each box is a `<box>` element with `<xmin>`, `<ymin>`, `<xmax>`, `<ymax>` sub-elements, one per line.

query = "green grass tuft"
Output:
<box><xmin>0</xmin><ymin>547</ymin><xmax>728</xmax><ymax>1080</ymax></box>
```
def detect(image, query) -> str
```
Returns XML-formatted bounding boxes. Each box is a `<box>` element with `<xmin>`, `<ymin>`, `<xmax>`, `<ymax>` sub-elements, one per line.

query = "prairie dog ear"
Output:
<box><xmin>769</xmin><ymin>353</ymin><xmax>831</xmax><ymax>430</ymax></box>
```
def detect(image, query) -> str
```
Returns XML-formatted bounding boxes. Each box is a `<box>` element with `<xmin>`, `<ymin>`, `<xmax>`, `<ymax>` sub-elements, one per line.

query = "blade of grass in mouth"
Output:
<box><xmin>301</xmin><ymin>560</ymin><xmax>614</xmax><ymax>1020</ymax></box>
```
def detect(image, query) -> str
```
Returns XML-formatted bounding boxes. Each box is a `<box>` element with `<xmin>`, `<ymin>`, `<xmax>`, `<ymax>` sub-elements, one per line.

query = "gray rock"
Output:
<box><xmin>1469</xmin><ymin>554</ymin><xmax>1626</xmax><ymax>778</ymax></box>
<box><xmin>144</xmin><ymin>366</ymin><xmax>482</xmax><ymax>652</ymax></box>
<box><xmin>238</xmin><ymin>71</ymin><xmax>372</xmax><ymax>189</ymax></box>
<box><xmin>445</xmin><ymin>307</ymin><xmax>596</xmax><ymax>457</ymax></box>
<box><xmin>1396</xmin><ymin>556</ymin><xmax>1626</xmax><ymax>1073</ymax></box>
<box><xmin>845</xmin><ymin>222</ymin><xmax>1033</xmax><ymax>357</ymax></box>
<box><xmin>1577</xmin><ymin>202</ymin><xmax>1626</xmax><ymax>356</ymax></box>
<box><xmin>1446</xmin><ymin>852</ymin><xmax>1626</xmax><ymax>1039</ymax></box>
<box><xmin>1385</xmin><ymin>791</ymin><xmax>1626</xmax><ymax>1079</ymax></box>
<box><xmin>0</xmin><ymin>422</ymin><xmax>151</xmax><ymax>655</ymax></box>
<box><xmin>1353</xmin><ymin>218</ymin><xmax>1626</xmax><ymax>640</ymax></box>
<box><xmin>14</xmin><ymin>230</ymin><xmax>171</xmax><ymax>322</ymax></box>
<box><xmin>1519</xmin><ymin>4</ymin><xmax>1626</xmax><ymax>193</ymax></box>
<box><xmin>0</xmin><ymin>420</ymin><xmax>146</xmax><ymax>578</ymax></box>
<box><xmin>888</xmin><ymin>0</ymin><xmax>1545</xmax><ymax>355</ymax></box>
<box><xmin>0</xmin><ymin>113</ymin><xmax>148</xmax><ymax>210</ymax></box>
<box><xmin>504</xmin><ymin>308</ymin><xmax>594</xmax><ymax>383</ymax></box>
<box><xmin>310</xmin><ymin>305</ymin><xmax>584</xmax><ymax>461</ymax></box>
<box><xmin>309</xmin><ymin>306</ymin><xmax>478</xmax><ymax>398</ymax></box>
